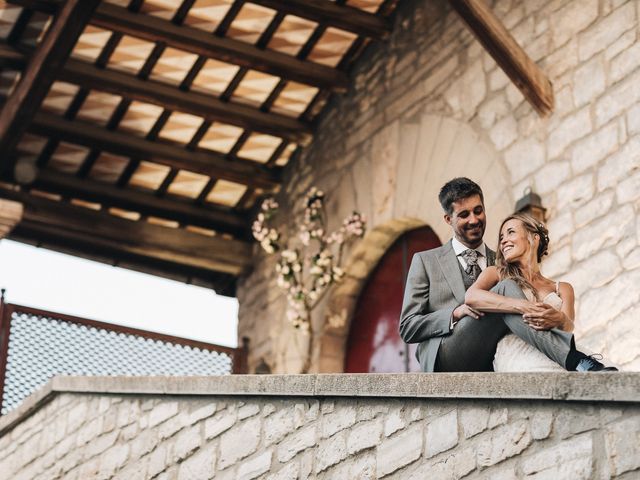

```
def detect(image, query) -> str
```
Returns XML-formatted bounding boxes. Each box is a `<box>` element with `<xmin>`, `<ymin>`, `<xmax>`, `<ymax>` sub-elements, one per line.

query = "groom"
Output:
<box><xmin>399</xmin><ymin>177</ymin><xmax>613</xmax><ymax>372</ymax></box>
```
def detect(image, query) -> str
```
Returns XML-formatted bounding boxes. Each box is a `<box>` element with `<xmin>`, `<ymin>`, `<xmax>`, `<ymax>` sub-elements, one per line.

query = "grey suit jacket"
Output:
<box><xmin>399</xmin><ymin>240</ymin><xmax>496</xmax><ymax>372</ymax></box>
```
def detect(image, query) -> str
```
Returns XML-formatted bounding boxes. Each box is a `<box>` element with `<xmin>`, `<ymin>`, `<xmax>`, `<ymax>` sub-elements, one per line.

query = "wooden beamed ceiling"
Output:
<box><xmin>11</xmin><ymin>0</ymin><xmax>390</xmax><ymax>45</ymax></box>
<box><xmin>91</xmin><ymin>3</ymin><xmax>350</xmax><ymax>92</ymax></box>
<box><xmin>29</xmin><ymin>112</ymin><xmax>284</xmax><ymax>189</ymax></box>
<box><xmin>32</xmin><ymin>169</ymin><xmax>248</xmax><ymax>237</ymax></box>
<box><xmin>3</xmin><ymin>188</ymin><xmax>245</xmax><ymax>294</ymax></box>
<box><xmin>61</xmin><ymin>58</ymin><xmax>313</xmax><ymax>145</ymax></box>
<box><xmin>0</xmin><ymin>46</ymin><xmax>313</xmax><ymax>144</ymax></box>
<box><xmin>0</xmin><ymin>0</ymin><xmax>398</xmax><ymax>294</ymax></box>
<box><xmin>0</xmin><ymin>0</ymin><xmax>101</xmax><ymax>175</ymax></box>
<box><xmin>249</xmin><ymin>0</ymin><xmax>391</xmax><ymax>39</ymax></box>
<box><xmin>4</xmin><ymin>189</ymin><xmax>252</xmax><ymax>274</ymax></box>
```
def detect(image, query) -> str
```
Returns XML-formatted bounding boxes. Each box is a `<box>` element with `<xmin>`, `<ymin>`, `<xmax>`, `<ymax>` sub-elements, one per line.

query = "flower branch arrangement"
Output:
<box><xmin>252</xmin><ymin>187</ymin><xmax>366</xmax><ymax>372</ymax></box>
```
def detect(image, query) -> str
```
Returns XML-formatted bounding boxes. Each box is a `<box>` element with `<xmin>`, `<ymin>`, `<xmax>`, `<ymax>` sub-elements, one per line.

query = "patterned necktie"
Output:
<box><xmin>460</xmin><ymin>249</ymin><xmax>481</xmax><ymax>280</ymax></box>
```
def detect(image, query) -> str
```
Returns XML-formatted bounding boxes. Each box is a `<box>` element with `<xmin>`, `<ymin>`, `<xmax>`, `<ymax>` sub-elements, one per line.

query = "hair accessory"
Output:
<box><xmin>535</xmin><ymin>222</ymin><xmax>549</xmax><ymax>260</ymax></box>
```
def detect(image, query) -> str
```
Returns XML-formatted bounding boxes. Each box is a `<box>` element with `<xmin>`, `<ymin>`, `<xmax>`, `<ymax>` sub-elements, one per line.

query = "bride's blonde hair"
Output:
<box><xmin>495</xmin><ymin>212</ymin><xmax>549</xmax><ymax>293</ymax></box>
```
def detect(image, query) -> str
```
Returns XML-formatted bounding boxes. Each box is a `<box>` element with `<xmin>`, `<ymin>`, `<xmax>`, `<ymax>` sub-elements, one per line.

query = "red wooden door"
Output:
<box><xmin>344</xmin><ymin>226</ymin><xmax>441</xmax><ymax>373</ymax></box>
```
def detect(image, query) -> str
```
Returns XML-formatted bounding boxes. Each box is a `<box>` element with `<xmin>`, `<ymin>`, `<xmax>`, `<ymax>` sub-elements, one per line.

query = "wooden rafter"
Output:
<box><xmin>68</xmin><ymin>1</ymin><xmax>145</xmax><ymax>182</ymax></box>
<box><xmin>0</xmin><ymin>43</ymin><xmax>25</xmax><ymax>69</ymax></box>
<box><xmin>198</xmin><ymin>7</ymin><xmax>293</xmax><ymax>205</ymax></box>
<box><xmin>29</xmin><ymin>112</ymin><xmax>283</xmax><ymax>190</ymax></box>
<box><xmin>93</xmin><ymin>3</ymin><xmax>349</xmax><ymax>91</ymax></box>
<box><xmin>115</xmin><ymin>1</ymin><xmax>239</xmax><ymax>196</ymax></box>
<box><xmin>0</xmin><ymin>0</ymin><xmax>101</xmax><ymax>176</ymax></box>
<box><xmin>8</xmin><ymin>0</ymin><xmax>349</xmax><ymax>91</ymax></box>
<box><xmin>60</xmin><ymin>58</ymin><xmax>313</xmax><ymax>145</ymax></box>
<box><xmin>6</xmin><ymin>0</ymin><xmax>56</xmax><ymax>15</ymax></box>
<box><xmin>10</xmin><ymin>225</ymin><xmax>239</xmax><ymax>295</ymax></box>
<box><xmin>0</xmin><ymin>198</ymin><xmax>23</xmax><ymax>238</ymax></box>
<box><xmin>249</xmin><ymin>0</ymin><xmax>391</xmax><ymax>39</ymax></box>
<box><xmin>449</xmin><ymin>0</ymin><xmax>554</xmax><ymax>115</ymax></box>
<box><xmin>0</xmin><ymin>44</ymin><xmax>313</xmax><ymax>144</ymax></box>
<box><xmin>24</xmin><ymin>169</ymin><xmax>249</xmax><ymax>237</ymax></box>
<box><xmin>0</xmin><ymin>188</ymin><xmax>252</xmax><ymax>276</ymax></box>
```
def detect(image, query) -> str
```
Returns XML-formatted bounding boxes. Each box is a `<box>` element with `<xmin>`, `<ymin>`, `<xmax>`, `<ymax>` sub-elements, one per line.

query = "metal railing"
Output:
<box><xmin>0</xmin><ymin>294</ymin><xmax>248</xmax><ymax>414</ymax></box>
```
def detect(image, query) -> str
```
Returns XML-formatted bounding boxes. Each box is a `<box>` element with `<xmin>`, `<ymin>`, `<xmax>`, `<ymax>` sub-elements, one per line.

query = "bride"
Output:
<box><xmin>465</xmin><ymin>212</ymin><xmax>616</xmax><ymax>372</ymax></box>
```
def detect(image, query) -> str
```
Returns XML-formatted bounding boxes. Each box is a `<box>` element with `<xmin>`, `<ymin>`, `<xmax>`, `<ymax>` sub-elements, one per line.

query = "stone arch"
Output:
<box><xmin>315</xmin><ymin>113</ymin><xmax>513</xmax><ymax>373</ymax></box>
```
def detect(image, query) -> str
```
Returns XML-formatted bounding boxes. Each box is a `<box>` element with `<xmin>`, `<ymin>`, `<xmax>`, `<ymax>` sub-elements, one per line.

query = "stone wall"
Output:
<box><xmin>237</xmin><ymin>0</ymin><xmax>640</xmax><ymax>373</ymax></box>
<box><xmin>1</xmin><ymin>374</ymin><xmax>638</xmax><ymax>480</ymax></box>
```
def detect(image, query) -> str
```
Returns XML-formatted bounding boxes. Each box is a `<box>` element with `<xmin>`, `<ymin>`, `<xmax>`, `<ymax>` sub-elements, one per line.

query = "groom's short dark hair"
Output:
<box><xmin>439</xmin><ymin>177</ymin><xmax>484</xmax><ymax>214</ymax></box>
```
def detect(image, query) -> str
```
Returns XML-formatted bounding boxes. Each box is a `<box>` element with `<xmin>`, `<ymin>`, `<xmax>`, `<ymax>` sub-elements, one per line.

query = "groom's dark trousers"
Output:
<box><xmin>399</xmin><ymin>240</ymin><xmax>574</xmax><ymax>372</ymax></box>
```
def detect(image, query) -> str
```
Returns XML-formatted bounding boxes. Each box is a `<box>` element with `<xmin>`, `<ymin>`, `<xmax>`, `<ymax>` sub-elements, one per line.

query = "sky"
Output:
<box><xmin>0</xmin><ymin>239</ymin><xmax>238</xmax><ymax>347</ymax></box>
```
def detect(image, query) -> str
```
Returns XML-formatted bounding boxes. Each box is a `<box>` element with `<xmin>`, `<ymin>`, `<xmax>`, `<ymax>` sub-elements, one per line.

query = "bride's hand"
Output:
<box><xmin>516</xmin><ymin>300</ymin><xmax>547</xmax><ymax>316</ymax></box>
<box><xmin>523</xmin><ymin>302</ymin><xmax>566</xmax><ymax>330</ymax></box>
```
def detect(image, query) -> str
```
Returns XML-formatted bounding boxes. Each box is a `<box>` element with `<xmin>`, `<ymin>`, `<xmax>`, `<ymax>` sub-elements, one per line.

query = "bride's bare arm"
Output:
<box><xmin>524</xmin><ymin>282</ymin><xmax>575</xmax><ymax>332</ymax></box>
<box><xmin>465</xmin><ymin>266</ymin><xmax>535</xmax><ymax>314</ymax></box>
<box><xmin>558</xmin><ymin>282</ymin><xmax>575</xmax><ymax>331</ymax></box>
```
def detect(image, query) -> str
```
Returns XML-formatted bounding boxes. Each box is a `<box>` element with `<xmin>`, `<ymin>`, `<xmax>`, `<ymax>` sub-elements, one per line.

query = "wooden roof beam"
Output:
<box><xmin>249</xmin><ymin>0</ymin><xmax>391</xmax><ymax>39</ymax></box>
<box><xmin>0</xmin><ymin>188</ymin><xmax>252</xmax><ymax>276</ymax></box>
<box><xmin>6</xmin><ymin>0</ymin><xmax>56</xmax><ymax>15</ymax></box>
<box><xmin>449</xmin><ymin>0</ymin><xmax>553</xmax><ymax>116</ymax></box>
<box><xmin>92</xmin><ymin>3</ymin><xmax>348</xmax><ymax>91</ymax></box>
<box><xmin>0</xmin><ymin>0</ymin><xmax>101</xmax><ymax>176</ymax></box>
<box><xmin>0</xmin><ymin>44</ymin><xmax>312</xmax><ymax>144</ymax></box>
<box><xmin>0</xmin><ymin>198</ymin><xmax>23</xmax><ymax>239</ymax></box>
<box><xmin>30</xmin><ymin>112</ymin><xmax>283</xmax><ymax>191</ymax></box>
<box><xmin>8</xmin><ymin>0</ymin><xmax>349</xmax><ymax>91</ymax></box>
<box><xmin>12</xmin><ymin>226</ymin><xmax>239</xmax><ymax>295</ymax></box>
<box><xmin>25</xmin><ymin>169</ymin><xmax>250</xmax><ymax>237</ymax></box>
<box><xmin>0</xmin><ymin>43</ymin><xmax>26</xmax><ymax>69</ymax></box>
<box><xmin>61</xmin><ymin>58</ymin><xmax>313</xmax><ymax>145</ymax></box>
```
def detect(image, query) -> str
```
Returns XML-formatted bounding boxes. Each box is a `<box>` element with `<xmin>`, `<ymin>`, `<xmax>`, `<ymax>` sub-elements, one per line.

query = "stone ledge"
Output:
<box><xmin>1</xmin><ymin>372</ymin><xmax>638</xmax><ymax>436</ymax></box>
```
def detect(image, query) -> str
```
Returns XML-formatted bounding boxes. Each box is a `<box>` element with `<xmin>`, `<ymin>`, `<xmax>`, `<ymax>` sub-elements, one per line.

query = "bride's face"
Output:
<box><xmin>499</xmin><ymin>219</ymin><xmax>535</xmax><ymax>263</ymax></box>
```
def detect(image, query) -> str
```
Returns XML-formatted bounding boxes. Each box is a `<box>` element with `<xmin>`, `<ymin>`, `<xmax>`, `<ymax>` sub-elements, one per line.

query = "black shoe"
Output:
<box><xmin>575</xmin><ymin>355</ymin><xmax>619</xmax><ymax>372</ymax></box>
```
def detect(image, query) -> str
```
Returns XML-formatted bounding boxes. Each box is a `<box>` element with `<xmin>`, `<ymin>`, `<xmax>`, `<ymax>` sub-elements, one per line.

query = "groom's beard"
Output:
<box><xmin>461</xmin><ymin>221</ymin><xmax>485</xmax><ymax>246</ymax></box>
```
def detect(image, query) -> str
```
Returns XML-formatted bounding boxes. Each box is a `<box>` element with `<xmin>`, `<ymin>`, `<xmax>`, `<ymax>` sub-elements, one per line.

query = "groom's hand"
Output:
<box><xmin>453</xmin><ymin>304</ymin><xmax>484</xmax><ymax>321</ymax></box>
<box><xmin>523</xmin><ymin>303</ymin><xmax>565</xmax><ymax>330</ymax></box>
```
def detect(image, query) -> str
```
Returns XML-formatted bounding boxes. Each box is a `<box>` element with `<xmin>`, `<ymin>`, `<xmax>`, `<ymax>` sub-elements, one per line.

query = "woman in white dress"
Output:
<box><xmin>465</xmin><ymin>213</ymin><xmax>575</xmax><ymax>371</ymax></box>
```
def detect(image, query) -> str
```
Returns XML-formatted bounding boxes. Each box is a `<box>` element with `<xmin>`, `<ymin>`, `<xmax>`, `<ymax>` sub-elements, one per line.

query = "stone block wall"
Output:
<box><xmin>237</xmin><ymin>0</ymin><xmax>640</xmax><ymax>373</ymax></box>
<box><xmin>0</xmin><ymin>374</ymin><xmax>639</xmax><ymax>480</ymax></box>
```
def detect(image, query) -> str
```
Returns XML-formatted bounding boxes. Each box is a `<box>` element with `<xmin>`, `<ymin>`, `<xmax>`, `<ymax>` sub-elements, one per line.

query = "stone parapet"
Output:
<box><xmin>0</xmin><ymin>373</ymin><xmax>639</xmax><ymax>479</ymax></box>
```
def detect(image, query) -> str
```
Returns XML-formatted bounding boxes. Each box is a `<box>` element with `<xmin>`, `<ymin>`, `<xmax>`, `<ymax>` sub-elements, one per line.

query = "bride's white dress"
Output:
<box><xmin>493</xmin><ymin>286</ymin><xmax>565</xmax><ymax>372</ymax></box>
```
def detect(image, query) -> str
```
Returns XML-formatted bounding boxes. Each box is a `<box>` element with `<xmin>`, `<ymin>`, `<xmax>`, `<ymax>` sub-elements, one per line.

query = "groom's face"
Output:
<box><xmin>445</xmin><ymin>194</ymin><xmax>486</xmax><ymax>248</ymax></box>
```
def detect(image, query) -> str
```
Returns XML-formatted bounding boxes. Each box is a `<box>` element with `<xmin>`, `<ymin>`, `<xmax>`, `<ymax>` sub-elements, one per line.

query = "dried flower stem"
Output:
<box><xmin>252</xmin><ymin>187</ymin><xmax>366</xmax><ymax>372</ymax></box>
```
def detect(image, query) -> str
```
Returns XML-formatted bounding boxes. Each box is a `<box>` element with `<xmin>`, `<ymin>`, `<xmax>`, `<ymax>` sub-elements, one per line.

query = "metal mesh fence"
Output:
<box><xmin>1</xmin><ymin>305</ymin><xmax>241</xmax><ymax>415</ymax></box>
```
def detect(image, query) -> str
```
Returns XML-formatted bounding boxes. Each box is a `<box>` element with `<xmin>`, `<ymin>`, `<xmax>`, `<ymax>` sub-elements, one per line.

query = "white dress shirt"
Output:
<box><xmin>451</xmin><ymin>237</ymin><xmax>488</xmax><ymax>272</ymax></box>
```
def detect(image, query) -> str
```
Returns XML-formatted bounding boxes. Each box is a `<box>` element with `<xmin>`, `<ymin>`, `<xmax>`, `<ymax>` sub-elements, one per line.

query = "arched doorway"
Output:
<box><xmin>344</xmin><ymin>226</ymin><xmax>441</xmax><ymax>373</ymax></box>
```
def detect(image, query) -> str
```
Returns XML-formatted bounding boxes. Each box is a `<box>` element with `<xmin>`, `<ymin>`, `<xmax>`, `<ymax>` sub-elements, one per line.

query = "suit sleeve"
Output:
<box><xmin>399</xmin><ymin>253</ymin><xmax>455</xmax><ymax>343</ymax></box>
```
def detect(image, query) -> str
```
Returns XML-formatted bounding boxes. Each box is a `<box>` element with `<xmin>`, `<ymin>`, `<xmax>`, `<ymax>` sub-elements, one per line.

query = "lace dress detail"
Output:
<box><xmin>493</xmin><ymin>283</ymin><xmax>565</xmax><ymax>372</ymax></box>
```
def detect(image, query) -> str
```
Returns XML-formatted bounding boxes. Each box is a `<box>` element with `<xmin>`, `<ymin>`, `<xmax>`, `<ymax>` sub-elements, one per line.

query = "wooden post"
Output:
<box><xmin>233</xmin><ymin>337</ymin><xmax>250</xmax><ymax>374</ymax></box>
<box><xmin>0</xmin><ymin>292</ymin><xmax>11</xmax><ymax>414</ymax></box>
<box><xmin>449</xmin><ymin>0</ymin><xmax>554</xmax><ymax>116</ymax></box>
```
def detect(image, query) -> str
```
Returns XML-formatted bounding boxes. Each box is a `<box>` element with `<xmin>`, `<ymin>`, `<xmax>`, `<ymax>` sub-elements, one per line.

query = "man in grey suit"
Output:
<box><xmin>399</xmin><ymin>177</ymin><xmax>613</xmax><ymax>372</ymax></box>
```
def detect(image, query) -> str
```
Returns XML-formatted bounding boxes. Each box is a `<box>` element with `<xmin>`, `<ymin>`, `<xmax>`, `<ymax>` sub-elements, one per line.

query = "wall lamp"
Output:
<box><xmin>515</xmin><ymin>187</ymin><xmax>546</xmax><ymax>223</ymax></box>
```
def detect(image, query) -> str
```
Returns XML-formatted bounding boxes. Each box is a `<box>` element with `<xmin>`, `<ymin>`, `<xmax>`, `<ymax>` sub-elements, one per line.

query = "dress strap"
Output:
<box><xmin>555</xmin><ymin>281</ymin><xmax>560</xmax><ymax>294</ymax></box>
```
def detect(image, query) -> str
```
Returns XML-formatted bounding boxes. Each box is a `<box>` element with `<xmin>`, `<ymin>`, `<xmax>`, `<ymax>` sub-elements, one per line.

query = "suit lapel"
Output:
<box><xmin>486</xmin><ymin>247</ymin><xmax>496</xmax><ymax>266</ymax></box>
<box><xmin>436</xmin><ymin>240</ymin><xmax>466</xmax><ymax>304</ymax></box>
